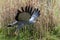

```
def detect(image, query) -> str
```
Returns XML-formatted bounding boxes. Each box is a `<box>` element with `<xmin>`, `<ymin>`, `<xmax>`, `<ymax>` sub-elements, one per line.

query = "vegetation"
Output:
<box><xmin>0</xmin><ymin>0</ymin><xmax>60</xmax><ymax>40</ymax></box>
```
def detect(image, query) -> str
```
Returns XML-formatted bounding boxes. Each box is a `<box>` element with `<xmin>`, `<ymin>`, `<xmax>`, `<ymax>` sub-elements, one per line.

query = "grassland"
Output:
<box><xmin>0</xmin><ymin>0</ymin><xmax>60</xmax><ymax>40</ymax></box>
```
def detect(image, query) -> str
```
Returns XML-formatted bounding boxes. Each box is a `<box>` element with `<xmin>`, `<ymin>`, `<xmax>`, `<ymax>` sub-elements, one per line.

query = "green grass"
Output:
<box><xmin>0</xmin><ymin>10</ymin><xmax>60</xmax><ymax>40</ymax></box>
<box><xmin>0</xmin><ymin>24</ymin><xmax>60</xmax><ymax>40</ymax></box>
<box><xmin>0</xmin><ymin>0</ymin><xmax>60</xmax><ymax>40</ymax></box>
<box><xmin>0</xmin><ymin>25</ymin><xmax>40</xmax><ymax>40</ymax></box>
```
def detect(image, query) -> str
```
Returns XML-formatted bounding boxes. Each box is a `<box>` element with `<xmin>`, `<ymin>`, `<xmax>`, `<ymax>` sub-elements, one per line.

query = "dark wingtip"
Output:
<box><xmin>21</xmin><ymin>7</ymin><xmax>24</xmax><ymax>12</ymax></box>
<box><xmin>38</xmin><ymin>10</ymin><xmax>40</xmax><ymax>16</ymax></box>
<box><xmin>31</xmin><ymin>8</ymin><xmax>36</xmax><ymax>14</ymax></box>
<box><xmin>25</xmin><ymin>6</ymin><xmax>33</xmax><ymax>16</ymax></box>
<box><xmin>7</xmin><ymin>25</ymin><xmax>12</xmax><ymax>27</ymax></box>
<box><xmin>27</xmin><ymin>6</ymin><xmax>30</xmax><ymax>12</ymax></box>
<box><xmin>31</xmin><ymin>8</ymin><xmax>40</xmax><ymax>16</ymax></box>
<box><xmin>17</xmin><ymin>10</ymin><xmax>22</xmax><ymax>13</ymax></box>
<box><xmin>37</xmin><ymin>10</ymin><xmax>40</xmax><ymax>16</ymax></box>
<box><xmin>25</xmin><ymin>6</ymin><xmax>28</xmax><ymax>12</ymax></box>
<box><xmin>15</xmin><ymin>10</ymin><xmax>21</xmax><ymax>21</ymax></box>
<box><xmin>29</xmin><ymin>7</ymin><xmax>33</xmax><ymax>13</ymax></box>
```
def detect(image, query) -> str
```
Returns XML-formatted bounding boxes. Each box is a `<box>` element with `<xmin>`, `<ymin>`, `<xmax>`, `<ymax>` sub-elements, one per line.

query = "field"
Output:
<box><xmin>0</xmin><ymin>0</ymin><xmax>60</xmax><ymax>40</ymax></box>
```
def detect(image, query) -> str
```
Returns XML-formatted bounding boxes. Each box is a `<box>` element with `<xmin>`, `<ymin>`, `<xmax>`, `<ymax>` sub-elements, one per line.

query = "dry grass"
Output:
<box><xmin>0</xmin><ymin>0</ymin><xmax>59</xmax><ymax>40</ymax></box>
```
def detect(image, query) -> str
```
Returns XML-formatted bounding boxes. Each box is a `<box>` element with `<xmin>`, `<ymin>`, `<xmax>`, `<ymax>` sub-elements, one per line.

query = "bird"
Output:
<box><xmin>7</xmin><ymin>6</ymin><xmax>40</xmax><ymax>31</ymax></box>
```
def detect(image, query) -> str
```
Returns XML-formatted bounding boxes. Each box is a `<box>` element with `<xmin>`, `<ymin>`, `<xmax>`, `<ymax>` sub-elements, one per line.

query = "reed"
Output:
<box><xmin>0</xmin><ymin>0</ymin><xmax>59</xmax><ymax>40</ymax></box>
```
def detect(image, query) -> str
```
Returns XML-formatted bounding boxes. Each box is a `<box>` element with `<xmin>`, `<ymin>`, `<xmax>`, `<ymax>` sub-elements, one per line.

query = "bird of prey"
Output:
<box><xmin>7</xmin><ymin>6</ymin><xmax>40</xmax><ymax>31</ymax></box>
